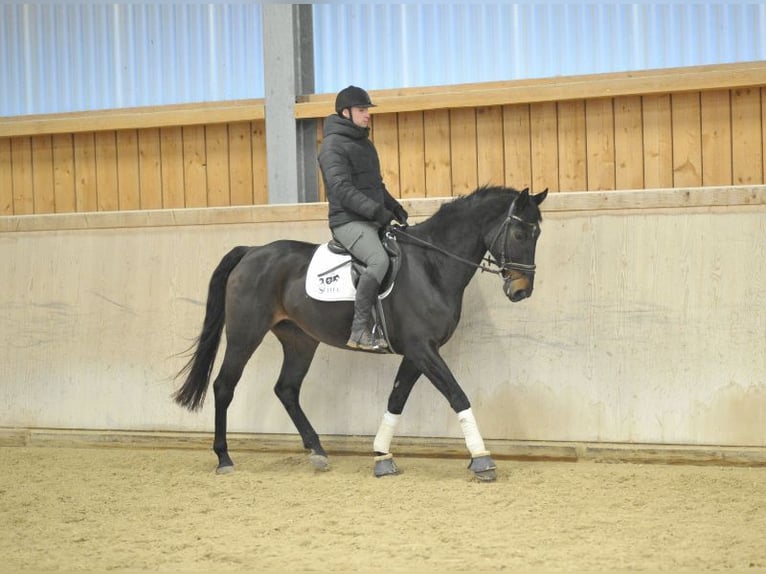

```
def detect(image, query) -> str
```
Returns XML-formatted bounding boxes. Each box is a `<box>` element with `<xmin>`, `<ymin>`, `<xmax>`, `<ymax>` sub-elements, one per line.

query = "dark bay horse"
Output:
<box><xmin>174</xmin><ymin>186</ymin><xmax>547</xmax><ymax>481</ymax></box>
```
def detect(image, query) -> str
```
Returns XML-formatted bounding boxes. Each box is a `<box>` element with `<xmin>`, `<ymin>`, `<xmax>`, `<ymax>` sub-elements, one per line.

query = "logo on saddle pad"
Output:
<box><xmin>306</xmin><ymin>243</ymin><xmax>396</xmax><ymax>302</ymax></box>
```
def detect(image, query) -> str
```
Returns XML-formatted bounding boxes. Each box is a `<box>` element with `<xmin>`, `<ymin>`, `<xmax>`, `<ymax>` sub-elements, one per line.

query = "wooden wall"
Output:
<box><xmin>0</xmin><ymin>101</ymin><xmax>268</xmax><ymax>216</ymax></box>
<box><xmin>2</xmin><ymin>62</ymin><xmax>765</xmax><ymax>215</ymax></box>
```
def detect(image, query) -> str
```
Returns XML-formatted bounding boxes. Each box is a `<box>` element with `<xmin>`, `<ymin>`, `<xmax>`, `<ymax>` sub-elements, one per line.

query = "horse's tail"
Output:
<box><xmin>173</xmin><ymin>246</ymin><xmax>250</xmax><ymax>411</ymax></box>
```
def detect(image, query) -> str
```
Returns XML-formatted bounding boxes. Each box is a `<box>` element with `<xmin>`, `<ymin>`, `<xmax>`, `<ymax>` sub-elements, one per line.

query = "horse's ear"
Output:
<box><xmin>533</xmin><ymin>188</ymin><xmax>549</xmax><ymax>205</ymax></box>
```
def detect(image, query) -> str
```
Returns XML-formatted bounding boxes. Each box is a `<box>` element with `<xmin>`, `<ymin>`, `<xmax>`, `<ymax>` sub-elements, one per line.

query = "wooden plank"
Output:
<box><xmin>449</xmin><ymin>107</ymin><xmax>478</xmax><ymax>195</ymax></box>
<box><xmin>502</xmin><ymin>104</ymin><xmax>532</xmax><ymax>191</ymax></box>
<box><xmin>52</xmin><ymin>134</ymin><xmax>76</xmax><ymax>213</ymax></box>
<box><xmin>614</xmin><ymin>96</ymin><xmax>644</xmax><ymax>189</ymax></box>
<box><xmin>228</xmin><ymin>122</ymin><xmax>253</xmax><ymax>206</ymax></box>
<box><xmin>0</xmin><ymin>138</ymin><xmax>12</xmax><ymax>214</ymax></box>
<box><xmin>529</xmin><ymin>102</ymin><xmax>559</xmax><ymax>193</ymax></box>
<box><xmin>397</xmin><ymin>111</ymin><xmax>426</xmax><ymax>198</ymax></box>
<box><xmin>73</xmin><ymin>133</ymin><xmax>97</xmax><ymax>212</ymax></box>
<box><xmin>476</xmin><ymin>106</ymin><xmax>505</xmax><ymax>187</ymax></box>
<box><xmin>370</xmin><ymin>113</ymin><xmax>401</xmax><ymax>197</ymax></box>
<box><xmin>295</xmin><ymin>62</ymin><xmax>766</xmax><ymax>119</ymax></box>
<box><xmin>0</xmin><ymin>99</ymin><xmax>266</xmax><ymax>138</ymax></box>
<box><xmin>585</xmin><ymin>98</ymin><xmax>616</xmax><ymax>191</ymax></box>
<box><xmin>251</xmin><ymin>120</ymin><xmax>268</xmax><ymax>205</ymax></box>
<box><xmin>557</xmin><ymin>100</ymin><xmax>588</xmax><ymax>192</ymax></box>
<box><xmin>11</xmin><ymin>137</ymin><xmax>34</xmax><ymax>214</ymax></box>
<box><xmin>31</xmin><ymin>135</ymin><xmax>55</xmax><ymax>214</ymax></box>
<box><xmin>160</xmin><ymin>127</ymin><xmax>184</xmax><ymax>208</ymax></box>
<box><xmin>2</xmin><ymin>186</ymin><xmax>764</xmax><ymax>234</ymax></box>
<box><xmin>423</xmin><ymin>109</ymin><xmax>451</xmax><ymax>197</ymax></box>
<box><xmin>183</xmin><ymin>125</ymin><xmax>207</xmax><ymax>208</ymax></box>
<box><xmin>137</xmin><ymin>128</ymin><xmax>162</xmax><ymax>210</ymax></box>
<box><xmin>700</xmin><ymin>90</ymin><xmax>732</xmax><ymax>186</ymax></box>
<box><xmin>731</xmin><ymin>87</ymin><xmax>763</xmax><ymax>185</ymax></box>
<box><xmin>763</xmin><ymin>88</ymin><xmax>766</xmax><ymax>183</ymax></box>
<box><xmin>205</xmin><ymin>123</ymin><xmax>230</xmax><ymax>207</ymax></box>
<box><xmin>116</xmin><ymin>129</ymin><xmax>140</xmax><ymax>211</ymax></box>
<box><xmin>642</xmin><ymin>95</ymin><xmax>673</xmax><ymax>188</ymax></box>
<box><xmin>94</xmin><ymin>131</ymin><xmax>119</xmax><ymax>211</ymax></box>
<box><xmin>671</xmin><ymin>92</ymin><xmax>703</xmax><ymax>187</ymax></box>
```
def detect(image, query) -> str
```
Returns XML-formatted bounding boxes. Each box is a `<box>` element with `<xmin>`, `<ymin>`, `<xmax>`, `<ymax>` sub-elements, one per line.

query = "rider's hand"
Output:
<box><xmin>393</xmin><ymin>205</ymin><xmax>409</xmax><ymax>226</ymax></box>
<box><xmin>374</xmin><ymin>207</ymin><xmax>395</xmax><ymax>227</ymax></box>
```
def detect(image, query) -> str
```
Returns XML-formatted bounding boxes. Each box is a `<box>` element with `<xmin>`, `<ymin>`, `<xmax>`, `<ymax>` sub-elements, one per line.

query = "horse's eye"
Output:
<box><xmin>513</xmin><ymin>229</ymin><xmax>526</xmax><ymax>241</ymax></box>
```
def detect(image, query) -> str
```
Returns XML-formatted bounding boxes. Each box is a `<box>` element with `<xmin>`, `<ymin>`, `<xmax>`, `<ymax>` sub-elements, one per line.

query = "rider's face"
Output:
<box><xmin>346</xmin><ymin>106</ymin><xmax>371</xmax><ymax>128</ymax></box>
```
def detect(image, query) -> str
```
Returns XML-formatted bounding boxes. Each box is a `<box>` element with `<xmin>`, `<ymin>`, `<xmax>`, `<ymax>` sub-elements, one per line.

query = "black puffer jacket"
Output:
<box><xmin>318</xmin><ymin>114</ymin><xmax>402</xmax><ymax>229</ymax></box>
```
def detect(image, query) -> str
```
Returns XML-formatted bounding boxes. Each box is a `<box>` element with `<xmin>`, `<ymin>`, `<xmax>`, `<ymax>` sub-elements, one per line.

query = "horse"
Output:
<box><xmin>174</xmin><ymin>185</ymin><xmax>547</xmax><ymax>481</ymax></box>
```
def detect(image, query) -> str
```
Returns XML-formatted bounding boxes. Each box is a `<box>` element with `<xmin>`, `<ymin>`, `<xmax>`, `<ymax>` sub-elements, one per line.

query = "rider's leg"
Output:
<box><xmin>331</xmin><ymin>221</ymin><xmax>389</xmax><ymax>350</ymax></box>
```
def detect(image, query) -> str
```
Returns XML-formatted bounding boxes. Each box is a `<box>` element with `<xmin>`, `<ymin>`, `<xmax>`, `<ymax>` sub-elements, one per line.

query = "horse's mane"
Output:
<box><xmin>414</xmin><ymin>186</ymin><xmax>539</xmax><ymax>235</ymax></box>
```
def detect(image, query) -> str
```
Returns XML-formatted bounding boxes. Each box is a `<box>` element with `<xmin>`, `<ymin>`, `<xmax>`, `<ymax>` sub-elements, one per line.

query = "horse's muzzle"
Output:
<box><xmin>503</xmin><ymin>272</ymin><xmax>533</xmax><ymax>302</ymax></box>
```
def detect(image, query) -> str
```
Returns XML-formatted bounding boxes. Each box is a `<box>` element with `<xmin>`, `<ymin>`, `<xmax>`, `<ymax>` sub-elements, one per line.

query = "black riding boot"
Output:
<box><xmin>347</xmin><ymin>273</ymin><xmax>388</xmax><ymax>351</ymax></box>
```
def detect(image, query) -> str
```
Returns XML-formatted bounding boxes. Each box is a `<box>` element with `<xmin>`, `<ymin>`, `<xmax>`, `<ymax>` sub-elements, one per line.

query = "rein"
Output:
<box><xmin>389</xmin><ymin>194</ymin><xmax>538</xmax><ymax>277</ymax></box>
<box><xmin>389</xmin><ymin>226</ymin><xmax>504</xmax><ymax>275</ymax></box>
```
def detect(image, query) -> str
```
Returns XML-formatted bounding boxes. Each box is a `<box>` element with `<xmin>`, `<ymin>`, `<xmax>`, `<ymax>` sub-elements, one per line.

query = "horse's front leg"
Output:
<box><xmin>409</xmin><ymin>345</ymin><xmax>497</xmax><ymax>481</ymax></box>
<box><xmin>372</xmin><ymin>357</ymin><xmax>421</xmax><ymax>477</ymax></box>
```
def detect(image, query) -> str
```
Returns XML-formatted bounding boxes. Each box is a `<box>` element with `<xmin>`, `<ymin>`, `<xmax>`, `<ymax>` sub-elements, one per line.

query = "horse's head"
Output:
<box><xmin>486</xmin><ymin>187</ymin><xmax>547</xmax><ymax>302</ymax></box>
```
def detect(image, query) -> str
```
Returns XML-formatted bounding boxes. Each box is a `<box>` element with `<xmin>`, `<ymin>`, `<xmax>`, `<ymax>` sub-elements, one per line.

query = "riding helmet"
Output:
<box><xmin>335</xmin><ymin>86</ymin><xmax>377</xmax><ymax>114</ymax></box>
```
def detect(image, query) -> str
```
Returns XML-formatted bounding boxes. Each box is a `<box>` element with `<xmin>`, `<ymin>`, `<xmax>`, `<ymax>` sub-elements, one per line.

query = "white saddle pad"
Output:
<box><xmin>306</xmin><ymin>243</ymin><xmax>394</xmax><ymax>302</ymax></box>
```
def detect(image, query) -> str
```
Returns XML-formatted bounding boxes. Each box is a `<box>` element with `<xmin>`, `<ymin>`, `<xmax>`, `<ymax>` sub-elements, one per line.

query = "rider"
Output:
<box><xmin>318</xmin><ymin>85</ymin><xmax>408</xmax><ymax>351</ymax></box>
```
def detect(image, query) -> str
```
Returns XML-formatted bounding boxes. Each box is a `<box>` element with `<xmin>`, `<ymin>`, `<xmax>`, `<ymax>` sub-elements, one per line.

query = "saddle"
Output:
<box><xmin>305</xmin><ymin>231</ymin><xmax>402</xmax><ymax>353</ymax></box>
<box><xmin>305</xmin><ymin>230</ymin><xmax>402</xmax><ymax>302</ymax></box>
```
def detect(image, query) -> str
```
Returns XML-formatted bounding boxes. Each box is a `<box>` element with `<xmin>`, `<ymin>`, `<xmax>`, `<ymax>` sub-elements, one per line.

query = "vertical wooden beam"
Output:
<box><xmin>476</xmin><ymin>106</ymin><xmax>504</xmax><ymax>187</ymax></box>
<box><xmin>558</xmin><ymin>100</ymin><xmax>588</xmax><ymax>192</ymax></box>
<box><xmin>398</xmin><ymin>111</ymin><xmax>426</xmax><ymax>199</ymax></box>
<box><xmin>530</xmin><ymin>102</ymin><xmax>558</xmax><ymax>193</ymax></box>
<box><xmin>116</xmin><ymin>129</ymin><xmax>141</xmax><ymax>211</ymax></box>
<box><xmin>700</xmin><ymin>90</ymin><xmax>732</xmax><ymax>186</ymax></box>
<box><xmin>449</xmin><ymin>108</ymin><xmax>478</xmax><ymax>196</ymax></box>
<box><xmin>585</xmin><ymin>98</ymin><xmax>616</xmax><ymax>191</ymax></box>
<box><xmin>251</xmin><ymin>120</ymin><xmax>269</xmax><ymax>205</ymax></box>
<box><xmin>614</xmin><ymin>96</ymin><xmax>644</xmax><ymax>190</ymax></box>
<box><xmin>731</xmin><ymin>87</ymin><xmax>763</xmax><ymax>185</ymax></box>
<box><xmin>73</xmin><ymin>133</ymin><xmax>97</xmax><ymax>213</ymax></box>
<box><xmin>642</xmin><ymin>95</ymin><xmax>673</xmax><ymax>189</ymax></box>
<box><xmin>671</xmin><ymin>92</ymin><xmax>702</xmax><ymax>188</ymax></box>
<box><xmin>205</xmin><ymin>123</ymin><xmax>231</xmax><ymax>207</ymax></box>
<box><xmin>0</xmin><ymin>138</ymin><xmax>14</xmax><ymax>214</ymax></box>
<box><xmin>371</xmin><ymin>113</ymin><xmax>401</xmax><ymax>198</ymax></box>
<box><xmin>423</xmin><ymin>109</ymin><xmax>451</xmax><ymax>197</ymax></box>
<box><xmin>95</xmin><ymin>131</ymin><xmax>119</xmax><ymax>211</ymax></box>
<box><xmin>11</xmin><ymin>137</ymin><xmax>33</xmax><ymax>214</ymax></box>
<box><xmin>138</xmin><ymin>128</ymin><xmax>162</xmax><ymax>210</ymax></box>
<box><xmin>502</xmin><ymin>104</ymin><xmax>532</xmax><ymax>191</ymax></box>
<box><xmin>160</xmin><ymin>127</ymin><xmax>185</xmax><ymax>208</ymax></box>
<box><xmin>52</xmin><ymin>134</ymin><xmax>76</xmax><ymax>213</ymax></box>
<box><xmin>183</xmin><ymin>125</ymin><xmax>207</xmax><ymax>208</ymax></box>
<box><xmin>31</xmin><ymin>135</ymin><xmax>56</xmax><ymax>214</ymax></box>
<box><xmin>229</xmin><ymin>121</ymin><xmax>254</xmax><ymax>206</ymax></box>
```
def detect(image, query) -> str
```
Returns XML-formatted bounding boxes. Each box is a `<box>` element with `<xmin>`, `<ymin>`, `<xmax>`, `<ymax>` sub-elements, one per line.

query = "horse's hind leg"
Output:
<box><xmin>212</xmin><ymin>327</ymin><xmax>268</xmax><ymax>474</ymax></box>
<box><xmin>271</xmin><ymin>322</ymin><xmax>327</xmax><ymax>470</ymax></box>
<box><xmin>372</xmin><ymin>357</ymin><xmax>422</xmax><ymax>477</ymax></box>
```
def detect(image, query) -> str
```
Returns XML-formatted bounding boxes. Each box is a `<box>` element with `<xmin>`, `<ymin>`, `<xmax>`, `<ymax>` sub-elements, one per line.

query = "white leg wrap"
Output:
<box><xmin>373</xmin><ymin>411</ymin><xmax>401</xmax><ymax>454</ymax></box>
<box><xmin>458</xmin><ymin>408</ymin><xmax>489</xmax><ymax>457</ymax></box>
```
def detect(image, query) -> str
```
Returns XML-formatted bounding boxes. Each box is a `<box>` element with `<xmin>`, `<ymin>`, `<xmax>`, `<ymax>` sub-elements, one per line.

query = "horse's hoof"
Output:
<box><xmin>468</xmin><ymin>454</ymin><xmax>497</xmax><ymax>482</ymax></box>
<box><xmin>308</xmin><ymin>452</ymin><xmax>330</xmax><ymax>471</ymax></box>
<box><xmin>216</xmin><ymin>464</ymin><xmax>234</xmax><ymax>475</ymax></box>
<box><xmin>374</xmin><ymin>453</ymin><xmax>400</xmax><ymax>477</ymax></box>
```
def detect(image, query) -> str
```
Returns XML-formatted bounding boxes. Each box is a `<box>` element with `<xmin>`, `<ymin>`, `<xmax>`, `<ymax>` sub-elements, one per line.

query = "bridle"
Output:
<box><xmin>485</xmin><ymin>196</ymin><xmax>539</xmax><ymax>277</ymax></box>
<box><xmin>389</xmin><ymin>196</ymin><xmax>539</xmax><ymax>278</ymax></box>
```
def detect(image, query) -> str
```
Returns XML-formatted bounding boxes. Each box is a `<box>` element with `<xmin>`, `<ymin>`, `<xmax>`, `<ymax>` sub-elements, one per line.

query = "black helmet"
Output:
<box><xmin>335</xmin><ymin>85</ymin><xmax>376</xmax><ymax>115</ymax></box>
